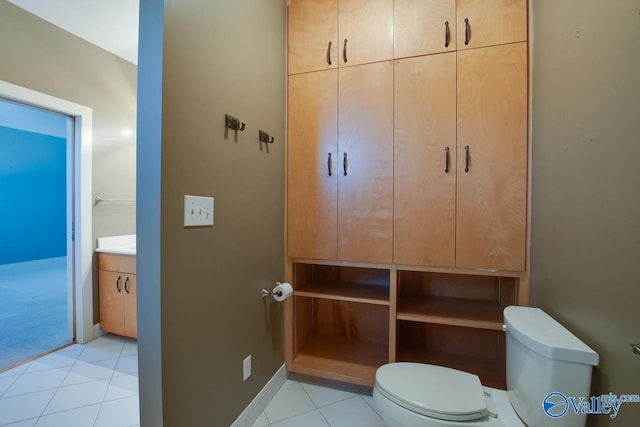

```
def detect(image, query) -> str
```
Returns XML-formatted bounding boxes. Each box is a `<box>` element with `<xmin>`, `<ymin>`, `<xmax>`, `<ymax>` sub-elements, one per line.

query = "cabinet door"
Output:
<box><xmin>338</xmin><ymin>0</ymin><xmax>393</xmax><ymax>67</ymax></box>
<box><xmin>287</xmin><ymin>70</ymin><xmax>338</xmax><ymax>260</ymax></box>
<box><xmin>123</xmin><ymin>275</ymin><xmax>137</xmax><ymax>339</ymax></box>
<box><xmin>338</xmin><ymin>62</ymin><xmax>393</xmax><ymax>263</ymax></box>
<box><xmin>394</xmin><ymin>0</ymin><xmax>456</xmax><ymax>59</ymax></box>
<box><xmin>288</xmin><ymin>0</ymin><xmax>337</xmax><ymax>75</ymax></box>
<box><xmin>457</xmin><ymin>0</ymin><xmax>527</xmax><ymax>50</ymax></box>
<box><xmin>394</xmin><ymin>53</ymin><xmax>457</xmax><ymax>267</ymax></box>
<box><xmin>99</xmin><ymin>270</ymin><xmax>124</xmax><ymax>335</ymax></box>
<box><xmin>456</xmin><ymin>43</ymin><xmax>527</xmax><ymax>271</ymax></box>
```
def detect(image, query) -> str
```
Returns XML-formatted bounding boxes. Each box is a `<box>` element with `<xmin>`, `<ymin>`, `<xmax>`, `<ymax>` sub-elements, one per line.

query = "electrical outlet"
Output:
<box><xmin>184</xmin><ymin>195</ymin><xmax>214</xmax><ymax>227</ymax></box>
<box><xmin>243</xmin><ymin>355</ymin><xmax>251</xmax><ymax>381</ymax></box>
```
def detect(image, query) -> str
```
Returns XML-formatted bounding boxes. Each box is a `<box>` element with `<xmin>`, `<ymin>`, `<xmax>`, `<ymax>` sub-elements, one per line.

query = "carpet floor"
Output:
<box><xmin>0</xmin><ymin>257</ymin><xmax>70</xmax><ymax>371</ymax></box>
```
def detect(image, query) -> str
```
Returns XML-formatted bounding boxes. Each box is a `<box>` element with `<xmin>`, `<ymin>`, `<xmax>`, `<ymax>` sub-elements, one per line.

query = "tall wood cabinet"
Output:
<box><xmin>286</xmin><ymin>0</ymin><xmax>529</xmax><ymax>388</ymax></box>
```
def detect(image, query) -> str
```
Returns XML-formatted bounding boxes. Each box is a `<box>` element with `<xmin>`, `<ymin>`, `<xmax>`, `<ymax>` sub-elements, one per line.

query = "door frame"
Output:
<box><xmin>0</xmin><ymin>79</ymin><xmax>94</xmax><ymax>343</ymax></box>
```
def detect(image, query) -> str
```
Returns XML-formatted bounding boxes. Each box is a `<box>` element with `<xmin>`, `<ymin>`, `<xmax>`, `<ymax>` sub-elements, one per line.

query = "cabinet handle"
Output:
<box><xmin>444</xmin><ymin>21</ymin><xmax>450</xmax><ymax>48</ymax></box>
<box><xmin>124</xmin><ymin>276</ymin><xmax>130</xmax><ymax>294</ymax></box>
<box><xmin>343</xmin><ymin>152</ymin><xmax>348</xmax><ymax>176</ymax></box>
<box><xmin>464</xmin><ymin>145</ymin><xmax>470</xmax><ymax>172</ymax></box>
<box><xmin>343</xmin><ymin>39</ymin><xmax>348</xmax><ymax>63</ymax></box>
<box><xmin>327</xmin><ymin>153</ymin><xmax>333</xmax><ymax>176</ymax></box>
<box><xmin>464</xmin><ymin>18</ymin><xmax>470</xmax><ymax>45</ymax></box>
<box><xmin>445</xmin><ymin>146</ymin><xmax>450</xmax><ymax>173</ymax></box>
<box><xmin>116</xmin><ymin>275</ymin><xmax>122</xmax><ymax>293</ymax></box>
<box><xmin>326</xmin><ymin>41</ymin><xmax>332</xmax><ymax>65</ymax></box>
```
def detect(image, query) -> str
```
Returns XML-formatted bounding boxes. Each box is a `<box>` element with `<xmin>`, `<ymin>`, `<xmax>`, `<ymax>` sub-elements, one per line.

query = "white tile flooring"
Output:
<box><xmin>0</xmin><ymin>334</ymin><xmax>139</xmax><ymax>427</ymax></box>
<box><xmin>0</xmin><ymin>334</ymin><xmax>387</xmax><ymax>427</ymax></box>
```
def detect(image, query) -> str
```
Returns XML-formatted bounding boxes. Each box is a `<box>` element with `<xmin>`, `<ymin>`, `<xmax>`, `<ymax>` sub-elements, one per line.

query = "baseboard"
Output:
<box><xmin>92</xmin><ymin>323</ymin><xmax>106</xmax><ymax>340</ymax></box>
<box><xmin>230</xmin><ymin>363</ymin><xmax>287</xmax><ymax>427</ymax></box>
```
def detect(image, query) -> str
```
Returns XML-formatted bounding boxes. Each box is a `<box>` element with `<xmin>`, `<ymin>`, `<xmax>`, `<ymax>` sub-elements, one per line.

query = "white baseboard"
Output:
<box><xmin>231</xmin><ymin>363</ymin><xmax>288</xmax><ymax>427</ymax></box>
<box><xmin>92</xmin><ymin>323</ymin><xmax>106</xmax><ymax>341</ymax></box>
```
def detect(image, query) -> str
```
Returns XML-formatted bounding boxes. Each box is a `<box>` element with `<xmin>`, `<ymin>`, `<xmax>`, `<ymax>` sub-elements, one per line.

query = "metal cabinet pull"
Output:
<box><xmin>464</xmin><ymin>145</ymin><xmax>470</xmax><ymax>172</ymax></box>
<box><xmin>444</xmin><ymin>21</ymin><xmax>450</xmax><ymax>48</ymax></box>
<box><xmin>631</xmin><ymin>343</ymin><xmax>640</xmax><ymax>356</ymax></box>
<box><xmin>343</xmin><ymin>152</ymin><xmax>348</xmax><ymax>176</ymax></box>
<box><xmin>326</xmin><ymin>41</ymin><xmax>332</xmax><ymax>65</ymax></box>
<box><xmin>445</xmin><ymin>147</ymin><xmax>450</xmax><ymax>173</ymax></box>
<box><xmin>124</xmin><ymin>276</ymin><xmax>130</xmax><ymax>294</ymax></box>
<box><xmin>328</xmin><ymin>153</ymin><xmax>333</xmax><ymax>176</ymax></box>
<box><xmin>343</xmin><ymin>39</ymin><xmax>348</xmax><ymax>63</ymax></box>
<box><xmin>116</xmin><ymin>275</ymin><xmax>122</xmax><ymax>293</ymax></box>
<box><xmin>464</xmin><ymin>18</ymin><xmax>470</xmax><ymax>45</ymax></box>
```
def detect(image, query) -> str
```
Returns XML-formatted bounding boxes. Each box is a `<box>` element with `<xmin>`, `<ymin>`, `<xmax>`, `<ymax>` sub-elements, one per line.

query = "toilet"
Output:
<box><xmin>373</xmin><ymin>306</ymin><xmax>599</xmax><ymax>427</ymax></box>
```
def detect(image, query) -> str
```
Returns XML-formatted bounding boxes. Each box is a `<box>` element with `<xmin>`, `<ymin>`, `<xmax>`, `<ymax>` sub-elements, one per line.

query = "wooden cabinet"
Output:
<box><xmin>338</xmin><ymin>62</ymin><xmax>393</xmax><ymax>263</ymax></box>
<box><xmin>457</xmin><ymin>0</ymin><xmax>527</xmax><ymax>50</ymax></box>
<box><xmin>287</xmin><ymin>62</ymin><xmax>393</xmax><ymax>263</ymax></box>
<box><xmin>287</xmin><ymin>0</ymin><xmax>338</xmax><ymax>75</ymax></box>
<box><xmin>393</xmin><ymin>53</ymin><xmax>457</xmax><ymax>267</ymax></box>
<box><xmin>338</xmin><ymin>0</ymin><xmax>393</xmax><ymax>67</ymax></box>
<box><xmin>287</xmin><ymin>70</ymin><xmax>338</xmax><ymax>260</ymax></box>
<box><xmin>456</xmin><ymin>42</ymin><xmax>528</xmax><ymax>271</ymax></box>
<box><xmin>285</xmin><ymin>1</ymin><xmax>530</xmax><ymax>389</ymax></box>
<box><xmin>287</xmin><ymin>0</ymin><xmax>393</xmax><ymax>75</ymax></box>
<box><xmin>98</xmin><ymin>254</ymin><xmax>137</xmax><ymax>338</ymax></box>
<box><xmin>394</xmin><ymin>0</ymin><xmax>457</xmax><ymax>58</ymax></box>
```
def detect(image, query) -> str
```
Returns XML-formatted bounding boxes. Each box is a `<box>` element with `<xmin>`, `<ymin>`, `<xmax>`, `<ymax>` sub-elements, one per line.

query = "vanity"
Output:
<box><xmin>96</xmin><ymin>235</ymin><xmax>137</xmax><ymax>338</ymax></box>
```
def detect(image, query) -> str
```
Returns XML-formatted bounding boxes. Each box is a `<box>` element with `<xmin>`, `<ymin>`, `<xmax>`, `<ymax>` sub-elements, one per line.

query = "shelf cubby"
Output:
<box><xmin>396</xmin><ymin>321</ymin><xmax>506</xmax><ymax>389</ymax></box>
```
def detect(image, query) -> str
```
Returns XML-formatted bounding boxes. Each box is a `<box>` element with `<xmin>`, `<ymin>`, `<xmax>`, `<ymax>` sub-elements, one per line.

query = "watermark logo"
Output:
<box><xmin>543</xmin><ymin>392</ymin><xmax>640</xmax><ymax>419</ymax></box>
<box><xmin>543</xmin><ymin>392</ymin><xmax>569</xmax><ymax>418</ymax></box>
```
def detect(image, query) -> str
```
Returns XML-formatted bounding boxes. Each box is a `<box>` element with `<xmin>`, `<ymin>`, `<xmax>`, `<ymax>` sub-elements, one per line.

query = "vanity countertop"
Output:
<box><xmin>96</xmin><ymin>234</ymin><xmax>136</xmax><ymax>256</ymax></box>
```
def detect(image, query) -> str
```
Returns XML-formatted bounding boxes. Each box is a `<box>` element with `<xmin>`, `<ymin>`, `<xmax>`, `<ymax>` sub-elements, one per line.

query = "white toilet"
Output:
<box><xmin>373</xmin><ymin>306</ymin><xmax>599</xmax><ymax>427</ymax></box>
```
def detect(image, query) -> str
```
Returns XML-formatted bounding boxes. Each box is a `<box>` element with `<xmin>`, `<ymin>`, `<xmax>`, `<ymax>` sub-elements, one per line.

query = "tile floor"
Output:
<box><xmin>253</xmin><ymin>377</ymin><xmax>387</xmax><ymax>427</ymax></box>
<box><xmin>0</xmin><ymin>334</ymin><xmax>138</xmax><ymax>427</ymax></box>
<box><xmin>0</xmin><ymin>334</ymin><xmax>387</xmax><ymax>427</ymax></box>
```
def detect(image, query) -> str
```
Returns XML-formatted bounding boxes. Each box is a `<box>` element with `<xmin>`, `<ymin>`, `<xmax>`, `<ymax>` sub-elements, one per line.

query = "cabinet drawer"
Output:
<box><xmin>98</xmin><ymin>254</ymin><xmax>136</xmax><ymax>274</ymax></box>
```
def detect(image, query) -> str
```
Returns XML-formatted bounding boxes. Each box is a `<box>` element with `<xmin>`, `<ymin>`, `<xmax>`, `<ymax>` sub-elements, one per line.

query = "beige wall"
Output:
<box><xmin>138</xmin><ymin>0</ymin><xmax>286</xmax><ymax>425</ymax></box>
<box><xmin>0</xmin><ymin>1</ymin><xmax>137</xmax><ymax>323</ymax></box>
<box><xmin>531</xmin><ymin>1</ymin><xmax>640</xmax><ymax>425</ymax></box>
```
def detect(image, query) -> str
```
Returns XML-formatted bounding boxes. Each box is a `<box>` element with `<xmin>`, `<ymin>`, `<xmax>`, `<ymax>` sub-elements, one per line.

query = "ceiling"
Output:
<box><xmin>8</xmin><ymin>0</ymin><xmax>139</xmax><ymax>65</ymax></box>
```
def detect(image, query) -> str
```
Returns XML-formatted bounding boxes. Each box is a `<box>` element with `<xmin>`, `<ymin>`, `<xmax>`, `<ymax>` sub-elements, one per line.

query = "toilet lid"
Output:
<box><xmin>375</xmin><ymin>363</ymin><xmax>489</xmax><ymax>422</ymax></box>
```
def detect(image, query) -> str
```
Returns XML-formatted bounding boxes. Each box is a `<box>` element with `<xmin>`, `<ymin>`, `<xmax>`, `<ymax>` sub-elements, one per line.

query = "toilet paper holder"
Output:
<box><xmin>262</xmin><ymin>282</ymin><xmax>282</xmax><ymax>298</ymax></box>
<box><xmin>261</xmin><ymin>282</ymin><xmax>286</xmax><ymax>298</ymax></box>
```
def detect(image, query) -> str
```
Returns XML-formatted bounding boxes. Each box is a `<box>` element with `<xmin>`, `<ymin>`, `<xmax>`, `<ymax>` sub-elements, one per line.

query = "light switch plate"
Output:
<box><xmin>184</xmin><ymin>195</ymin><xmax>214</xmax><ymax>227</ymax></box>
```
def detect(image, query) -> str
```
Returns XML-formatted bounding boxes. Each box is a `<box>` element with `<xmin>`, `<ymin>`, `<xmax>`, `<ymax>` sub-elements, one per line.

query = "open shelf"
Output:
<box><xmin>290</xmin><ymin>337</ymin><xmax>388</xmax><ymax>387</ymax></box>
<box><xmin>397</xmin><ymin>296</ymin><xmax>504</xmax><ymax>330</ymax></box>
<box><xmin>396</xmin><ymin>321</ymin><xmax>506</xmax><ymax>389</ymax></box>
<box><xmin>295</xmin><ymin>282</ymin><xmax>389</xmax><ymax>305</ymax></box>
<box><xmin>293</xmin><ymin>263</ymin><xmax>390</xmax><ymax>306</ymax></box>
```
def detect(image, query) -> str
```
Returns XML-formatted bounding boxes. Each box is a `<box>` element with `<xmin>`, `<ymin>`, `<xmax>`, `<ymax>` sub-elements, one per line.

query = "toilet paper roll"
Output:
<box><xmin>272</xmin><ymin>282</ymin><xmax>293</xmax><ymax>302</ymax></box>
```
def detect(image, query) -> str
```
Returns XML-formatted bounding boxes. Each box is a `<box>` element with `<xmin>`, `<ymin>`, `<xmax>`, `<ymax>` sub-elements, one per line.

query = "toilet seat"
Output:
<box><xmin>375</xmin><ymin>363</ymin><xmax>489</xmax><ymax>422</ymax></box>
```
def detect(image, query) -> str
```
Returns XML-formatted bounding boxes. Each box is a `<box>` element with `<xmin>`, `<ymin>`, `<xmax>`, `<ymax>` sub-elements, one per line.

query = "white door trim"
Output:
<box><xmin>0</xmin><ymin>79</ymin><xmax>94</xmax><ymax>343</ymax></box>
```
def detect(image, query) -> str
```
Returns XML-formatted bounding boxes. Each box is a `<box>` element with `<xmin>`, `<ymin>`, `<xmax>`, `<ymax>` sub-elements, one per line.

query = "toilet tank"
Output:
<box><xmin>504</xmin><ymin>306</ymin><xmax>599</xmax><ymax>427</ymax></box>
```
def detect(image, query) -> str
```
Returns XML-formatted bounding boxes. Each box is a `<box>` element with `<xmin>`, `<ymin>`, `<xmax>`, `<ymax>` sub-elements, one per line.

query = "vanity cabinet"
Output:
<box><xmin>98</xmin><ymin>254</ymin><xmax>137</xmax><ymax>338</ymax></box>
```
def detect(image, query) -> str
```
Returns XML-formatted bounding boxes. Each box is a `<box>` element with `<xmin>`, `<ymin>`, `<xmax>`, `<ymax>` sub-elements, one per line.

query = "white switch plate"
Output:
<box><xmin>243</xmin><ymin>355</ymin><xmax>251</xmax><ymax>382</ymax></box>
<box><xmin>184</xmin><ymin>195</ymin><xmax>214</xmax><ymax>227</ymax></box>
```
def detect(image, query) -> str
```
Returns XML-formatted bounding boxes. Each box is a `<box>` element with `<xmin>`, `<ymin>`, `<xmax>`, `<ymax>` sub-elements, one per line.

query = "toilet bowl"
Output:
<box><xmin>373</xmin><ymin>363</ymin><xmax>525</xmax><ymax>426</ymax></box>
<box><xmin>373</xmin><ymin>306</ymin><xmax>599</xmax><ymax>427</ymax></box>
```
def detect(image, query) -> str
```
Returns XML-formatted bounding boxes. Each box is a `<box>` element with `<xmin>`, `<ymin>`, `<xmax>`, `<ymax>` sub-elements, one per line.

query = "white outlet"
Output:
<box><xmin>184</xmin><ymin>195</ymin><xmax>214</xmax><ymax>227</ymax></box>
<box><xmin>243</xmin><ymin>355</ymin><xmax>251</xmax><ymax>382</ymax></box>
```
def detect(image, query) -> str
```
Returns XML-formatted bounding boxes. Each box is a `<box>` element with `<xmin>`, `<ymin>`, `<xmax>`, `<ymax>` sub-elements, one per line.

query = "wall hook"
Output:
<box><xmin>225</xmin><ymin>114</ymin><xmax>246</xmax><ymax>131</ymax></box>
<box><xmin>259</xmin><ymin>130</ymin><xmax>274</xmax><ymax>144</ymax></box>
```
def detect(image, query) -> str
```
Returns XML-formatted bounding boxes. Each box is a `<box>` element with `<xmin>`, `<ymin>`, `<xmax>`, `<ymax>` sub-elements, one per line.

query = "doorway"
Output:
<box><xmin>0</xmin><ymin>99</ymin><xmax>72</xmax><ymax>370</ymax></box>
<box><xmin>0</xmin><ymin>80</ymin><xmax>94</xmax><ymax>366</ymax></box>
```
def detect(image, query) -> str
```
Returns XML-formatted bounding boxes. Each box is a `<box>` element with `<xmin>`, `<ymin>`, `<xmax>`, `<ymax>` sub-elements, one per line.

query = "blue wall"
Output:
<box><xmin>0</xmin><ymin>125</ymin><xmax>66</xmax><ymax>264</ymax></box>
